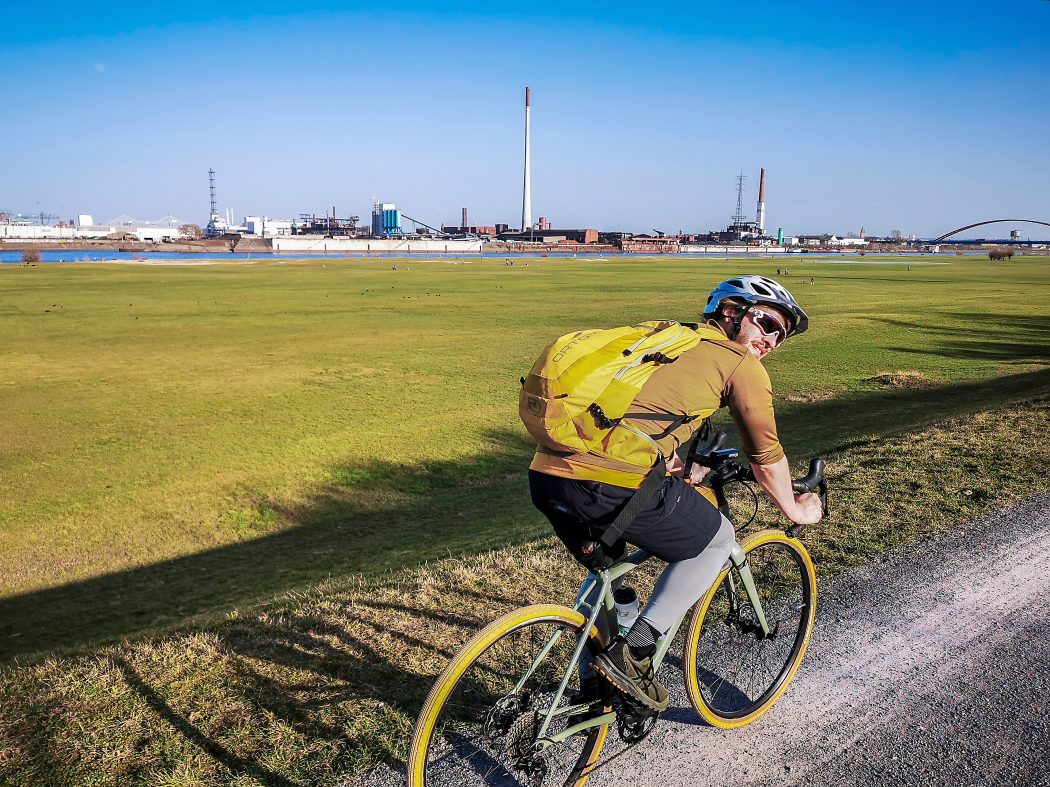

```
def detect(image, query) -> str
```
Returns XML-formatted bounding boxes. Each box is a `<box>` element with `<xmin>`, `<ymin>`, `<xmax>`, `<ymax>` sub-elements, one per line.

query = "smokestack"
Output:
<box><xmin>462</xmin><ymin>207</ymin><xmax>468</xmax><ymax>229</ymax></box>
<box><xmin>522</xmin><ymin>86</ymin><xmax>532</xmax><ymax>232</ymax></box>
<box><xmin>756</xmin><ymin>168</ymin><xmax>766</xmax><ymax>233</ymax></box>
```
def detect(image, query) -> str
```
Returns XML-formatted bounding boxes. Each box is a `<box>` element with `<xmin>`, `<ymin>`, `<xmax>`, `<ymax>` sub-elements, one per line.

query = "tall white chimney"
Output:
<box><xmin>521</xmin><ymin>86</ymin><xmax>532</xmax><ymax>232</ymax></box>
<box><xmin>756</xmin><ymin>167</ymin><xmax>766</xmax><ymax>233</ymax></box>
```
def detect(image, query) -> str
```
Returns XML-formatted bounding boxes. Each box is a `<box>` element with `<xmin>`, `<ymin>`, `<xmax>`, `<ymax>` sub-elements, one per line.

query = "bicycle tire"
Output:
<box><xmin>408</xmin><ymin>604</ymin><xmax>610</xmax><ymax>787</ymax></box>
<box><xmin>682</xmin><ymin>529</ymin><xmax>817</xmax><ymax>728</ymax></box>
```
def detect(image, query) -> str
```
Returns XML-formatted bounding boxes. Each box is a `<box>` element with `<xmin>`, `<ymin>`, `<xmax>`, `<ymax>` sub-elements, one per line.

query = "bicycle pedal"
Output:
<box><xmin>613</xmin><ymin>691</ymin><xmax>658</xmax><ymax>723</ymax></box>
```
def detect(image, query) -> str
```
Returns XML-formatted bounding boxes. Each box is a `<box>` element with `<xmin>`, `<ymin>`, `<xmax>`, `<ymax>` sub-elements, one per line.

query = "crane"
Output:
<box><xmin>401</xmin><ymin>213</ymin><xmax>454</xmax><ymax>238</ymax></box>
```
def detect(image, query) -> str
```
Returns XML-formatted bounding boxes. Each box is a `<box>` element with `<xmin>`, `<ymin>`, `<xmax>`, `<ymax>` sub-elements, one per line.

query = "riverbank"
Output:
<box><xmin>0</xmin><ymin>237</ymin><xmax>272</xmax><ymax>253</ymax></box>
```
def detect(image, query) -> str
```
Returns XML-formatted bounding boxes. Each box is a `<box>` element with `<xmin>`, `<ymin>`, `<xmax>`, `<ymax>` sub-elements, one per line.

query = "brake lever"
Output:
<box><xmin>689</xmin><ymin>430</ymin><xmax>728</xmax><ymax>468</ymax></box>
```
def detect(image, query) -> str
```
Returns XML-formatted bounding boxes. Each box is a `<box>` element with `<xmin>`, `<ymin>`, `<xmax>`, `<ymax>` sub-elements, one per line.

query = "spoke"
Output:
<box><xmin>753</xmin><ymin>641</ymin><xmax>779</xmax><ymax>694</ymax></box>
<box><xmin>740</xmin><ymin>633</ymin><xmax>764</xmax><ymax>700</ymax></box>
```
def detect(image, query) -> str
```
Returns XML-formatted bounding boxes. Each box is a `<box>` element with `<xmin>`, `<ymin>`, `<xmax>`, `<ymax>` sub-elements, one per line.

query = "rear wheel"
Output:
<box><xmin>409</xmin><ymin>604</ymin><xmax>610</xmax><ymax>786</ymax></box>
<box><xmin>683</xmin><ymin>530</ymin><xmax>816</xmax><ymax>727</ymax></box>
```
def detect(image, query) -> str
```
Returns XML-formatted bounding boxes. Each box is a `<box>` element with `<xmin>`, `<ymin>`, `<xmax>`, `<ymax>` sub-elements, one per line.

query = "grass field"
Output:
<box><xmin>2</xmin><ymin>397</ymin><xmax>1048</xmax><ymax>785</ymax></box>
<box><xmin>1</xmin><ymin>254</ymin><xmax>1049</xmax><ymax>664</ymax></box>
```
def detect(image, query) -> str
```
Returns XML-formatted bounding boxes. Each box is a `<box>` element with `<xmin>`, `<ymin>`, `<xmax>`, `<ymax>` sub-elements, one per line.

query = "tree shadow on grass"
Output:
<box><xmin>775</xmin><ymin>312</ymin><xmax>1050</xmax><ymax>457</ymax></box>
<box><xmin>143</xmin><ymin>586</ymin><xmax>519</xmax><ymax>779</ymax></box>
<box><xmin>111</xmin><ymin>656</ymin><xmax>301</xmax><ymax>787</ymax></box>
<box><xmin>873</xmin><ymin>313</ymin><xmax>1050</xmax><ymax>365</ymax></box>
<box><xmin>0</xmin><ymin>429</ymin><xmax>539</xmax><ymax>663</ymax></box>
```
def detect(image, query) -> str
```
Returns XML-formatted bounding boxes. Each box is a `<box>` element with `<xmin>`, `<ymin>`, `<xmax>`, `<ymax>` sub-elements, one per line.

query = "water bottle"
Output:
<box><xmin>613</xmin><ymin>586</ymin><xmax>640</xmax><ymax>636</ymax></box>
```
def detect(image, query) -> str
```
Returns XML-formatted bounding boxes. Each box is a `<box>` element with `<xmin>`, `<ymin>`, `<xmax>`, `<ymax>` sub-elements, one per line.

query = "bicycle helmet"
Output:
<box><xmin>703</xmin><ymin>275</ymin><xmax>809</xmax><ymax>337</ymax></box>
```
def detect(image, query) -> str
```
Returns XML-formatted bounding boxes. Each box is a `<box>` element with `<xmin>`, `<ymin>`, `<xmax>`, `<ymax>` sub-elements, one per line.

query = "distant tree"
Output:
<box><xmin>890</xmin><ymin>229</ymin><xmax>903</xmax><ymax>241</ymax></box>
<box><xmin>179</xmin><ymin>223</ymin><xmax>203</xmax><ymax>240</ymax></box>
<box><xmin>21</xmin><ymin>249</ymin><xmax>41</xmax><ymax>264</ymax></box>
<box><xmin>225</xmin><ymin>234</ymin><xmax>239</xmax><ymax>253</ymax></box>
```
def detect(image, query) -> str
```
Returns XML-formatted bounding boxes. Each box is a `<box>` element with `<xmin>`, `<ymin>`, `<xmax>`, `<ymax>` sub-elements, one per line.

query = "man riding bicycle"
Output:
<box><xmin>528</xmin><ymin>275</ymin><xmax>823</xmax><ymax>712</ymax></box>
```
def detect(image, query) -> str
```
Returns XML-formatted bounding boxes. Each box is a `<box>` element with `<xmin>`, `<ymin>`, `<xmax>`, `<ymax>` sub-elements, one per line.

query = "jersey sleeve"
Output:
<box><xmin>725</xmin><ymin>354</ymin><xmax>785</xmax><ymax>465</ymax></box>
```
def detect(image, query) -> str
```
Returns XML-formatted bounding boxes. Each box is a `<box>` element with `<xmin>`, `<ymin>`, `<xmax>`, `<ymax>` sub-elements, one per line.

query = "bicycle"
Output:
<box><xmin>408</xmin><ymin>432</ymin><xmax>828</xmax><ymax>786</ymax></box>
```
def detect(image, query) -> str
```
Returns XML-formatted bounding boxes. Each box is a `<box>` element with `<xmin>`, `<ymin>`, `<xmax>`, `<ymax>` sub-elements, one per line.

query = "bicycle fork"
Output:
<box><xmin>726</xmin><ymin>541</ymin><xmax>772</xmax><ymax>637</ymax></box>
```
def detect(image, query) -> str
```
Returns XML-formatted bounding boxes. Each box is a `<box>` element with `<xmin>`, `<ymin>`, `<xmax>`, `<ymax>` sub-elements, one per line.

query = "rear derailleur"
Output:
<box><xmin>483</xmin><ymin>691</ymin><xmax>531</xmax><ymax>739</ymax></box>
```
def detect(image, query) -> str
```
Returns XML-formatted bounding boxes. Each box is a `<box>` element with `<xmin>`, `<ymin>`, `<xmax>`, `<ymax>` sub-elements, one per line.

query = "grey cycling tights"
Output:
<box><xmin>576</xmin><ymin>513</ymin><xmax>736</xmax><ymax>675</ymax></box>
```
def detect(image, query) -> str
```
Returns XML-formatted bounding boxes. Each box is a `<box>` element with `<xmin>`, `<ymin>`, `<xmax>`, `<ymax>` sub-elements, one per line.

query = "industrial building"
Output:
<box><xmin>620</xmin><ymin>236</ymin><xmax>681</xmax><ymax>253</ymax></box>
<box><xmin>440</xmin><ymin>208</ymin><xmax>498</xmax><ymax>238</ymax></box>
<box><xmin>244</xmin><ymin>216</ymin><xmax>294</xmax><ymax>237</ymax></box>
<box><xmin>371</xmin><ymin>203</ymin><xmax>403</xmax><ymax>238</ymax></box>
<box><xmin>496</xmin><ymin>227</ymin><xmax>599</xmax><ymax>244</ymax></box>
<box><xmin>291</xmin><ymin>211</ymin><xmax>360</xmax><ymax>237</ymax></box>
<box><xmin>0</xmin><ymin>213</ymin><xmax>183</xmax><ymax>242</ymax></box>
<box><xmin>789</xmin><ymin>234</ymin><xmax>869</xmax><ymax>247</ymax></box>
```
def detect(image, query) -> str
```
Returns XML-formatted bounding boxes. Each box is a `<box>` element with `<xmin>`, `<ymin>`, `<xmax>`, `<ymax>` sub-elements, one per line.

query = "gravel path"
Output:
<box><xmin>354</xmin><ymin>491</ymin><xmax>1050</xmax><ymax>786</ymax></box>
<box><xmin>584</xmin><ymin>490</ymin><xmax>1050</xmax><ymax>787</ymax></box>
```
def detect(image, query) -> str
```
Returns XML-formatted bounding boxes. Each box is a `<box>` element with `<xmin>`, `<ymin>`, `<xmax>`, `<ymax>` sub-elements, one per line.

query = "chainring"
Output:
<box><xmin>614</xmin><ymin>693</ymin><xmax>659</xmax><ymax>744</ymax></box>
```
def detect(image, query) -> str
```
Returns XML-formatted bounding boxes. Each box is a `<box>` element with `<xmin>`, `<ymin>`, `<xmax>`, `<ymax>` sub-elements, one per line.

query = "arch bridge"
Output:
<box><xmin>934</xmin><ymin>219</ymin><xmax>1050</xmax><ymax>242</ymax></box>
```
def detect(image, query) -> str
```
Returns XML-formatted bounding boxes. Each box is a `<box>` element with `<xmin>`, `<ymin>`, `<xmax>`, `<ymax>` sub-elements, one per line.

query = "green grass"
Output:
<box><xmin>0</xmin><ymin>254</ymin><xmax>1048</xmax><ymax>663</ymax></box>
<box><xmin>1</xmin><ymin>396</ymin><xmax>1048</xmax><ymax>786</ymax></box>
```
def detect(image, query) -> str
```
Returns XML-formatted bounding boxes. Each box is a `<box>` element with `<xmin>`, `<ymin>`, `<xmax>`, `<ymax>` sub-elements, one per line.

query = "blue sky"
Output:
<box><xmin>3</xmin><ymin>1</ymin><xmax>1048</xmax><ymax>237</ymax></box>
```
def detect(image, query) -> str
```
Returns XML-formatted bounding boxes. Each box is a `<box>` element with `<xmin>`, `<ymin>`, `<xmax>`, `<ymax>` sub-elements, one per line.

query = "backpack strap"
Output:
<box><xmin>595</xmin><ymin>453</ymin><xmax>667</xmax><ymax>550</ymax></box>
<box><xmin>624</xmin><ymin>411</ymin><xmax>702</xmax><ymax>441</ymax></box>
<box><xmin>586</xmin><ymin>417</ymin><xmax>710</xmax><ymax>560</ymax></box>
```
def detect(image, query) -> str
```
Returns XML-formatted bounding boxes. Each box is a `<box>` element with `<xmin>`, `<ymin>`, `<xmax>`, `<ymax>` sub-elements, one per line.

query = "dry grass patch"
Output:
<box><xmin>865</xmin><ymin>370</ymin><xmax>943</xmax><ymax>389</ymax></box>
<box><xmin>781</xmin><ymin>390</ymin><xmax>839</xmax><ymax>403</ymax></box>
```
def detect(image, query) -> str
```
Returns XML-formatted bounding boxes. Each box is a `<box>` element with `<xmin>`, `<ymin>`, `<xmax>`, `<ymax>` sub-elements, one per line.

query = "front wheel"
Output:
<box><xmin>408</xmin><ymin>604</ymin><xmax>610</xmax><ymax>787</ymax></box>
<box><xmin>683</xmin><ymin>529</ymin><xmax>817</xmax><ymax>728</ymax></box>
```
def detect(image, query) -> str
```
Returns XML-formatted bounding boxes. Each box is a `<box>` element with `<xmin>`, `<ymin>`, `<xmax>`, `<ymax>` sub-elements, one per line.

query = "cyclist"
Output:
<box><xmin>529</xmin><ymin>275</ymin><xmax>823</xmax><ymax>712</ymax></box>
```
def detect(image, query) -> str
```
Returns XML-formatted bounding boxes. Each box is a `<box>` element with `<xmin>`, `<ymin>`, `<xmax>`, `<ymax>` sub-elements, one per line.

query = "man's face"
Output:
<box><xmin>733</xmin><ymin>306</ymin><xmax>789</xmax><ymax>360</ymax></box>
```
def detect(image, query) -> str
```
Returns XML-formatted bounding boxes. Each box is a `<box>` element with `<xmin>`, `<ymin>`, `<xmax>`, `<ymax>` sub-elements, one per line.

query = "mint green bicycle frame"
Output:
<box><xmin>515</xmin><ymin>538</ymin><xmax>767</xmax><ymax>750</ymax></box>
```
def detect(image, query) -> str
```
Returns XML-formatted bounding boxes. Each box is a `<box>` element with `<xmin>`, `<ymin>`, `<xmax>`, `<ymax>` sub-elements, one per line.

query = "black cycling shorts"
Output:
<box><xmin>528</xmin><ymin>469</ymin><xmax>722</xmax><ymax>566</ymax></box>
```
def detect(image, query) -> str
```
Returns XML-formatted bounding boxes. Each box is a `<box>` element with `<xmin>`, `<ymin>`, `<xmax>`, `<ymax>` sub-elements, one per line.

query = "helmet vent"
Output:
<box><xmin>728</xmin><ymin>279</ymin><xmax>744</xmax><ymax>288</ymax></box>
<box><xmin>752</xmin><ymin>282</ymin><xmax>773</xmax><ymax>296</ymax></box>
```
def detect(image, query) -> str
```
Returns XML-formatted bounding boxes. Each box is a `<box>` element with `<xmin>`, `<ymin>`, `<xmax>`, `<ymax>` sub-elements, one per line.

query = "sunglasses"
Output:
<box><xmin>748</xmin><ymin>307</ymin><xmax>788</xmax><ymax>346</ymax></box>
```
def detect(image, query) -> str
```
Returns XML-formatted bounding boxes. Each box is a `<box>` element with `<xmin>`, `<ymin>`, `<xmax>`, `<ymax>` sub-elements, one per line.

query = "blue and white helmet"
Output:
<box><xmin>703</xmin><ymin>275</ymin><xmax>809</xmax><ymax>337</ymax></box>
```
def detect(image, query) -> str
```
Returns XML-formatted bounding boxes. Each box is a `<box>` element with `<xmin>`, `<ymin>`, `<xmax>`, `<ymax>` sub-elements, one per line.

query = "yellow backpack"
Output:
<box><xmin>520</xmin><ymin>320</ymin><xmax>726</xmax><ymax>469</ymax></box>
